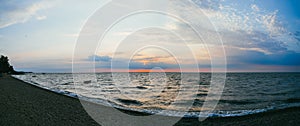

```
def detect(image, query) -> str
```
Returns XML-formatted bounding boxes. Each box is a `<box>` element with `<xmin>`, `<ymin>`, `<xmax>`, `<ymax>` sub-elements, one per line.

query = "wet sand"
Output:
<box><xmin>1</xmin><ymin>75</ymin><xmax>300</xmax><ymax>126</ymax></box>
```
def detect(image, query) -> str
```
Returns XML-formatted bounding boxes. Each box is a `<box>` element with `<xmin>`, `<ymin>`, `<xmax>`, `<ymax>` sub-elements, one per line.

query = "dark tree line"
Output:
<box><xmin>0</xmin><ymin>55</ymin><xmax>15</xmax><ymax>73</ymax></box>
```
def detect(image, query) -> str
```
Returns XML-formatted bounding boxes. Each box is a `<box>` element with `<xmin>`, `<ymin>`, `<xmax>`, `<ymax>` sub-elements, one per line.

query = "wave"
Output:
<box><xmin>11</xmin><ymin>75</ymin><xmax>300</xmax><ymax>118</ymax></box>
<box><xmin>218</xmin><ymin>99</ymin><xmax>257</xmax><ymax>105</ymax></box>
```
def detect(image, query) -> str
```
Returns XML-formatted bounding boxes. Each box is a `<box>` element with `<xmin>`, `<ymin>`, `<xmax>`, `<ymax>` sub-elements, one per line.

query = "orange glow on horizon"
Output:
<box><xmin>129</xmin><ymin>69</ymin><xmax>152</xmax><ymax>73</ymax></box>
<box><xmin>95</xmin><ymin>68</ymin><xmax>212</xmax><ymax>73</ymax></box>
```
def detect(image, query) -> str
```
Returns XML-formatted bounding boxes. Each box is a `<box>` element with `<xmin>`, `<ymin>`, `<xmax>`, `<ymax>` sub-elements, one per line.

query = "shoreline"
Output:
<box><xmin>1</xmin><ymin>75</ymin><xmax>300</xmax><ymax>125</ymax></box>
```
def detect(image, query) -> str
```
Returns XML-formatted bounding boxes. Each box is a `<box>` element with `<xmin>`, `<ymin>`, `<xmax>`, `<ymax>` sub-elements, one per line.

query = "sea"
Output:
<box><xmin>12</xmin><ymin>72</ymin><xmax>300</xmax><ymax>118</ymax></box>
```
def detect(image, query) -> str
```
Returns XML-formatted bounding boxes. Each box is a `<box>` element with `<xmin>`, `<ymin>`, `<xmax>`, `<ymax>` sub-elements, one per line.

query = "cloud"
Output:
<box><xmin>191</xmin><ymin>0</ymin><xmax>300</xmax><ymax>70</ymax></box>
<box><xmin>113</xmin><ymin>55</ymin><xmax>179</xmax><ymax>70</ymax></box>
<box><xmin>13</xmin><ymin>58</ymin><xmax>72</xmax><ymax>73</ymax></box>
<box><xmin>172</xmin><ymin>0</ymin><xmax>300</xmax><ymax>53</ymax></box>
<box><xmin>0</xmin><ymin>0</ymin><xmax>55</xmax><ymax>28</ymax></box>
<box><xmin>204</xmin><ymin>2</ymin><xmax>284</xmax><ymax>36</ymax></box>
<box><xmin>132</xmin><ymin>55</ymin><xmax>173</xmax><ymax>64</ymax></box>
<box><xmin>36</xmin><ymin>15</ymin><xmax>47</xmax><ymax>20</ymax></box>
<box><xmin>77</xmin><ymin>1</ymin><xmax>300</xmax><ymax>72</ymax></box>
<box><xmin>64</xmin><ymin>33</ymin><xmax>80</xmax><ymax>37</ymax></box>
<box><xmin>192</xmin><ymin>0</ymin><xmax>222</xmax><ymax>11</ymax></box>
<box><xmin>293</xmin><ymin>31</ymin><xmax>300</xmax><ymax>44</ymax></box>
<box><xmin>222</xmin><ymin>30</ymin><xmax>288</xmax><ymax>54</ymax></box>
<box><xmin>180</xmin><ymin>0</ymin><xmax>290</xmax><ymax>41</ymax></box>
<box><xmin>261</xmin><ymin>10</ymin><xmax>285</xmax><ymax>36</ymax></box>
<box><xmin>251</xmin><ymin>4</ymin><xmax>260</xmax><ymax>12</ymax></box>
<box><xmin>87</xmin><ymin>55</ymin><xmax>112</xmax><ymax>62</ymax></box>
<box><xmin>85</xmin><ymin>54</ymin><xmax>180</xmax><ymax>70</ymax></box>
<box><xmin>228</xmin><ymin>50</ymin><xmax>300</xmax><ymax>66</ymax></box>
<box><xmin>128</xmin><ymin>61</ymin><xmax>179</xmax><ymax>69</ymax></box>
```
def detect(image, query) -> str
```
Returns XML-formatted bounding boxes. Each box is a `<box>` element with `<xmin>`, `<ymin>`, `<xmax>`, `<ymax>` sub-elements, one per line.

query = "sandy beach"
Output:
<box><xmin>1</xmin><ymin>75</ymin><xmax>300</xmax><ymax>126</ymax></box>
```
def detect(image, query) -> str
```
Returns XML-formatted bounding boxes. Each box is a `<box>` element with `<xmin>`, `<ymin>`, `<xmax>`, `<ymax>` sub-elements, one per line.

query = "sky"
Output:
<box><xmin>0</xmin><ymin>0</ymin><xmax>300</xmax><ymax>73</ymax></box>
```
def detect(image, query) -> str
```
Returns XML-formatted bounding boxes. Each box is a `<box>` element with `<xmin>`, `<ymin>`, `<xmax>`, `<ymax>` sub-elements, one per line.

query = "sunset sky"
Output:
<box><xmin>0</xmin><ymin>0</ymin><xmax>300</xmax><ymax>72</ymax></box>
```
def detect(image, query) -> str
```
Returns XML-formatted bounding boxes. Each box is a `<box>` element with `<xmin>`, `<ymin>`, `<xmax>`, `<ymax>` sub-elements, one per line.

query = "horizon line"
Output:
<box><xmin>20</xmin><ymin>71</ymin><xmax>300</xmax><ymax>74</ymax></box>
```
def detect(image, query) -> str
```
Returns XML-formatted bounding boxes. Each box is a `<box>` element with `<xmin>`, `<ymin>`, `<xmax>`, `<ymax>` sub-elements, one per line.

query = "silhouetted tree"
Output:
<box><xmin>9</xmin><ymin>66</ymin><xmax>15</xmax><ymax>73</ymax></box>
<box><xmin>0</xmin><ymin>55</ymin><xmax>14</xmax><ymax>73</ymax></box>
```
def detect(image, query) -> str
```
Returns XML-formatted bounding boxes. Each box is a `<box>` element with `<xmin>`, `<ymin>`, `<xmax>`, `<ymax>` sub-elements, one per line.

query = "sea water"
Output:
<box><xmin>12</xmin><ymin>72</ymin><xmax>300</xmax><ymax>117</ymax></box>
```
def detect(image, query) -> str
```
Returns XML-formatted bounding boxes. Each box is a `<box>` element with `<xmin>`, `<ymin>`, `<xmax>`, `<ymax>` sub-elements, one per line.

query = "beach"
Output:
<box><xmin>1</xmin><ymin>75</ymin><xmax>300</xmax><ymax>126</ymax></box>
